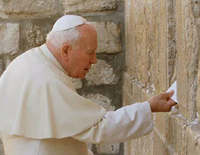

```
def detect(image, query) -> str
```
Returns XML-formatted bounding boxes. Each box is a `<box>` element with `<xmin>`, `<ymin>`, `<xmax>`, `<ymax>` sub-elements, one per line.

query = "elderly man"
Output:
<box><xmin>0</xmin><ymin>15</ymin><xmax>176</xmax><ymax>155</ymax></box>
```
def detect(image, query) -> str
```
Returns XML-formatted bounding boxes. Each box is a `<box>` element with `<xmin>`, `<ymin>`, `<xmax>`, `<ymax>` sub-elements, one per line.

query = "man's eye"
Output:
<box><xmin>87</xmin><ymin>51</ymin><xmax>95</xmax><ymax>54</ymax></box>
<box><xmin>87</xmin><ymin>53</ymin><xmax>94</xmax><ymax>55</ymax></box>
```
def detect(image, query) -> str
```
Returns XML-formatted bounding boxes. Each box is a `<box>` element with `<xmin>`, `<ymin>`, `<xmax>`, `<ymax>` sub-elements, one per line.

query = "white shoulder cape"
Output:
<box><xmin>0</xmin><ymin>44</ymin><xmax>106</xmax><ymax>139</ymax></box>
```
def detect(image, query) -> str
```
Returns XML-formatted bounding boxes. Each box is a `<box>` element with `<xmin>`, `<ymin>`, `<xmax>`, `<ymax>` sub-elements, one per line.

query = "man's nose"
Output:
<box><xmin>90</xmin><ymin>54</ymin><xmax>97</xmax><ymax>64</ymax></box>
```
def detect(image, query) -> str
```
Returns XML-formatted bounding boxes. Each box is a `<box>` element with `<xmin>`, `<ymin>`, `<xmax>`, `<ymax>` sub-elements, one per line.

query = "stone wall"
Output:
<box><xmin>0</xmin><ymin>0</ymin><xmax>124</xmax><ymax>155</ymax></box>
<box><xmin>124</xmin><ymin>0</ymin><xmax>200</xmax><ymax>154</ymax></box>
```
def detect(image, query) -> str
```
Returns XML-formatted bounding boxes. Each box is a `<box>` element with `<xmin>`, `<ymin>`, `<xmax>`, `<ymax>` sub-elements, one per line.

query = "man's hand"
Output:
<box><xmin>148</xmin><ymin>90</ymin><xmax>177</xmax><ymax>112</ymax></box>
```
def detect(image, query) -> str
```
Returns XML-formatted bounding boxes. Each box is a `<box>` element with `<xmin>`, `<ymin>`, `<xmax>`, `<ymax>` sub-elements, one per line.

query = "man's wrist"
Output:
<box><xmin>147</xmin><ymin>100</ymin><xmax>154</xmax><ymax>112</ymax></box>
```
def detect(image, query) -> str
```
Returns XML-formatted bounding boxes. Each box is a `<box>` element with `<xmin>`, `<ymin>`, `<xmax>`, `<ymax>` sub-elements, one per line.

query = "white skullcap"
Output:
<box><xmin>52</xmin><ymin>15</ymin><xmax>87</xmax><ymax>32</ymax></box>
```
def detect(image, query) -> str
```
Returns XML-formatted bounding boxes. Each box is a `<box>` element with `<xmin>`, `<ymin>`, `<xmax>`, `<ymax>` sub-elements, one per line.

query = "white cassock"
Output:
<box><xmin>0</xmin><ymin>44</ymin><xmax>153</xmax><ymax>155</ymax></box>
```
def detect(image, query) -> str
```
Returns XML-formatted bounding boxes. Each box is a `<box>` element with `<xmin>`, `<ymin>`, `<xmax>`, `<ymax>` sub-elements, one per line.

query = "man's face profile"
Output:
<box><xmin>61</xmin><ymin>24</ymin><xmax>98</xmax><ymax>79</ymax></box>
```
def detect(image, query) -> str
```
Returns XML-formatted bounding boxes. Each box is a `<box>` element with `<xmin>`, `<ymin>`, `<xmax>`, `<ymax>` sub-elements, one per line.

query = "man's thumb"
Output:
<box><xmin>168</xmin><ymin>98</ymin><xmax>177</xmax><ymax>107</ymax></box>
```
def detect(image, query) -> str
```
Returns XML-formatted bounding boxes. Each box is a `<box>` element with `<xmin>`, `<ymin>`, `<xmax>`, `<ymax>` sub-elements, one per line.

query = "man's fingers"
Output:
<box><xmin>163</xmin><ymin>90</ymin><xmax>174</xmax><ymax>98</ymax></box>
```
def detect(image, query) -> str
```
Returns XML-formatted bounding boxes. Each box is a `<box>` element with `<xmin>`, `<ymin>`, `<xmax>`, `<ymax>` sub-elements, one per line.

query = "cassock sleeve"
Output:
<box><xmin>72</xmin><ymin>101</ymin><xmax>153</xmax><ymax>144</ymax></box>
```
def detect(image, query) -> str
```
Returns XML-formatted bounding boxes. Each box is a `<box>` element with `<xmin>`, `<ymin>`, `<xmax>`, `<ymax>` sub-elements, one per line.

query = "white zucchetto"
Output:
<box><xmin>52</xmin><ymin>15</ymin><xmax>87</xmax><ymax>32</ymax></box>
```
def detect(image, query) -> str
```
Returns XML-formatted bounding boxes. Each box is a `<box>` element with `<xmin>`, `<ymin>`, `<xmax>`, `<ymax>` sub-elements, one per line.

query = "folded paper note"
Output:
<box><xmin>166</xmin><ymin>81</ymin><xmax>179</xmax><ymax>104</ymax></box>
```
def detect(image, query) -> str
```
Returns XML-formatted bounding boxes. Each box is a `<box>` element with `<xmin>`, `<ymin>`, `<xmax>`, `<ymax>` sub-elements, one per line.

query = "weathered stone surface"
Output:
<box><xmin>139</xmin><ymin>133</ymin><xmax>153</xmax><ymax>155</ymax></box>
<box><xmin>84</xmin><ymin>94</ymin><xmax>115</xmax><ymax>111</ymax></box>
<box><xmin>125</xmin><ymin>139</ymin><xmax>140</xmax><ymax>155</ymax></box>
<box><xmin>166</xmin><ymin>114</ymin><xmax>200</xmax><ymax>155</ymax></box>
<box><xmin>125</xmin><ymin>0</ymin><xmax>199</xmax><ymax>154</ymax></box>
<box><xmin>123</xmin><ymin>72</ymin><xmax>133</xmax><ymax>95</ymax></box>
<box><xmin>125</xmin><ymin>0</ymin><xmax>168</xmax><ymax>93</ymax></box>
<box><xmin>85</xmin><ymin>59</ymin><xmax>117</xmax><ymax>86</ymax></box>
<box><xmin>185</xmin><ymin>124</ymin><xmax>200</xmax><ymax>155</ymax></box>
<box><xmin>0</xmin><ymin>58</ymin><xmax>4</xmax><ymax>76</ymax></box>
<box><xmin>176</xmin><ymin>0</ymin><xmax>200</xmax><ymax>120</ymax></box>
<box><xmin>123</xmin><ymin>142</ymin><xmax>129</xmax><ymax>155</ymax></box>
<box><xmin>70</xmin><ymin>78</ymin><xmax>82</xmax><ymax>89</ymax></box>
<box><xmin>125</xmin><ymin>0</ymin><xmax>200</xmax><ymax>155</ymax></box>
<box><xmin>122</xmin><ymin>86</ymin><xmax>132</xmax><ymax>106</ymax></box>
<box><xmin>26</xmin><ymin>25</ymin><xmax>44</xmax><ymax>48</ymax></box>
<box><xmin>91</xmin><ymin>22</ymin><xmax>121</xmax><ymax>54</ymax></box>
<box><xmin>125</xmin><ymin>132</ymin><xmax>153</xmax><ymax>155</ymax></box>
<box><xmin>195</xmin><ymin>18</ymin><xmax>200</xmax><ymax>122</ymax></box>
<box><xmin>0</xmin><ymin>139</ymin><xmax>4</xmax><ymax>155</ymax></box>
<box><xmin>0</xmin><ymin>23</ymin><xmax>19</xmax><ymax>55</ymax></box>
<box><xmin>158</xmin><ymin>0</ymin><xmax>168</xmax><ymax>92</ymax></box>
<box><xmin>153</xmin><ymin>129</ymin><xmax>168</xmax><ymax>155</ymax></box>
<box><xmin>62</xmin><ymin>0</ymin><xmax>116</xmax><ymax>13</ymax></box>
<box><xmin>0</xmin><ymin>144</ymin><xmax>4</xmax><ymax>155</ymax></box>
<box><xmin>167</xmin><ymin>0</ymin><xmax>177</xmax><ymax>85</ymax></box>
<box><xmin>154</xmin><ymin>113</ymin><xmax>168</xmax><ymax>136</ymax></box>
<box><xmin>197</xmin><ymin>60</ymin><xmax>200</xmax><ymax>121</ymax></box>
<box><xmin>0</xmin><ymin>0</ymin><xmax>60</xmax><ymax>19</ymax></box>
<box><xmin>96</xmin><ymin>143</ymin><xmax>120</xmax><ymax>154</ymax></box>
<box><xmin>191</xmin><ymin>0</ymin><xmax>200</xmax><ymax>18</ymax></box>
<box><xmin>166</xmin><ymin>114</ymin><xmax>188</xmax><ymax>154</ymax></box>
<box><xmin>131</xmin><ymin>80</ymin><xmax>142</xmax><ymax>103</ymax></box>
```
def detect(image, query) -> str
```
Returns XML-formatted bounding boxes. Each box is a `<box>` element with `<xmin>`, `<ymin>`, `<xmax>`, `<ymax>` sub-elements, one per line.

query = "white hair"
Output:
<box><xmin>46</xmin><ymin>22</ymin><xmax>92</xmax><ymax>49</ymax></box>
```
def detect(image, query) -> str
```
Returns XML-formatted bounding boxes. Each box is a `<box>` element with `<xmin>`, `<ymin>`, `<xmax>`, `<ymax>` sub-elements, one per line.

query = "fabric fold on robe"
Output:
<box><xmin>0</xmin><ymin>44</ymin><xmax>106</xmax><ymax>139</ymax></box>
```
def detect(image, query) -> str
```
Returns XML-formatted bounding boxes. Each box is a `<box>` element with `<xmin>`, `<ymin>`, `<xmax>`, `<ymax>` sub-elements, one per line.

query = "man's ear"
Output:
<box><xmin>61</xmin><ymin>43</ymin><xmax>71</xmax><ymax>60</ymax></box>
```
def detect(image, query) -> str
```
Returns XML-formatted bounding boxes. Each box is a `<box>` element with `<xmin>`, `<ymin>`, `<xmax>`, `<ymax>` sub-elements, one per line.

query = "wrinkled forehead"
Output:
<box><xmin>77</xmin><ymin>24</ymin><xmax>98</xmax><ymax>50</ymax></box>
<box><xmin>78</xmin><ymin>24</ymin><xmax>97</xmax><ymax>37</ymax></box>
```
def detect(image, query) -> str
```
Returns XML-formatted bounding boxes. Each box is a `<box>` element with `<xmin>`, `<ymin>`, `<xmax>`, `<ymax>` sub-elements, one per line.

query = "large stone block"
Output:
<box><xmin>91</xmin><ymin>22</ymin><xmax>121</xmax><ymax>54</ymax></box>
<box><xmin>62</xmin><ymin>0</ymin><xmax>116</xmax><ymax>13</ymax></box>
<box><xmin>176</xmin><ymin>0</ymin><xmax>199</xmax><ymax>120</ymax></box>
<box><xmin>26</xmin><ymin>25</ymin><xmax>44</xmax><ymax>48</ymax></box>
<box><xmin>85</xmin><ymin>59</ymin><xmax>117</xmax><ymax>86</ymax></box>
<box><xmin>0</xmin><ymin>0</ymin><xmax>60</xmax><ymax>19</ymax></box>
<box><xmin>0</xmin><ymin>23</ymin><xmax>19</xmax><ymax>55</ymax></box>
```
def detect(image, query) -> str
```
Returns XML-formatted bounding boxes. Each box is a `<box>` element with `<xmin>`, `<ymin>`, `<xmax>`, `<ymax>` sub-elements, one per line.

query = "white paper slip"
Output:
<box><xmin>166</xmin><ymin>81</ymin><xmax>179</xmax><ymax>104</ymax></box>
